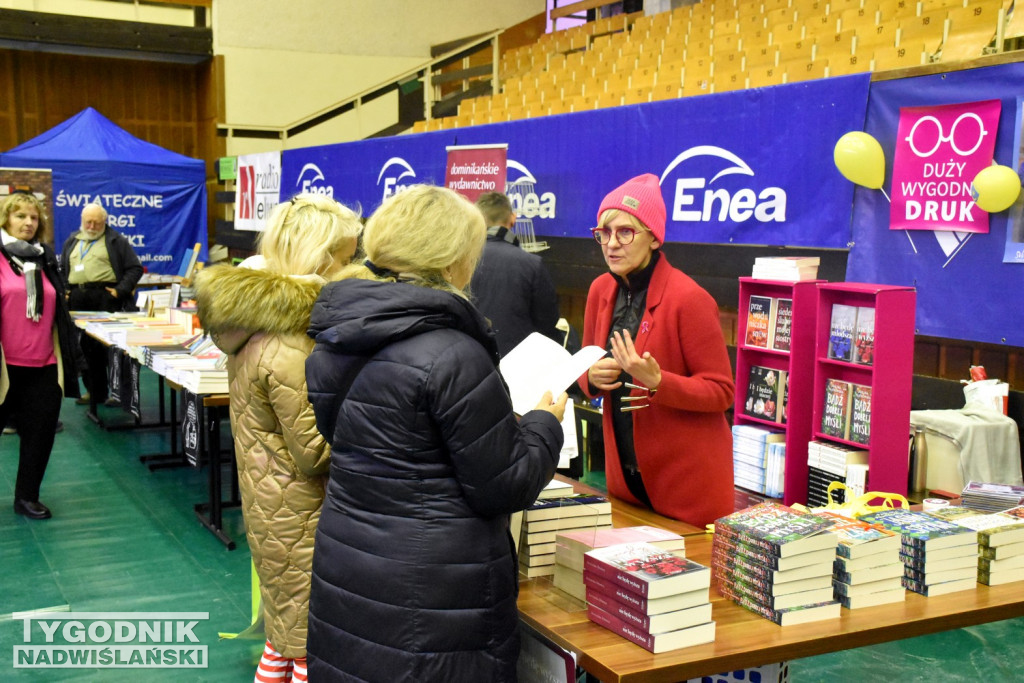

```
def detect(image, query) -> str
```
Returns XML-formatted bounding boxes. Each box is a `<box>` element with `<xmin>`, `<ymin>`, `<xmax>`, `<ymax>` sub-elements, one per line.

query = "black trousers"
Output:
<box><xmin>69</xmin><ymin>286</ymin><xmax>121</xmax><ymax>402</ymax></box>
<box><xmin>0</xmin><ymin>364</ymin><xmax>62</xmax><ymax>502</ymax></box>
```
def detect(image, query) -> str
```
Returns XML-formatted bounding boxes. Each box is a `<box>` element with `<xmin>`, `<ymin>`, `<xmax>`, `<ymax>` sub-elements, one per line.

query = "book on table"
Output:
<box><xmin>858</xmin><ymin>509</ymin><xmax>976</xmax><ymax>554</ymax></box>
<box><xmin>524</xmin><ymin>494</ymin><xmax>612</xmax><ymax>522</ymax></box>
<box><xmin>553</xmin><ymin>563</ymin><xmax>586</xmax><ymax>602</ymax></box>
<box><xmin>583</xmin><ymin>543</ymin><xmax>711</xmax><ymax>600</ymax></box>
<box><xmin>729</xmin><ymin>593</ymin><xmax>840</xmax><ymax>626</ymax></box>
<box><xmin>583</xmin><ymin>573</ymin><xmax>711</xmax><ymax>616</ymax></box>
<box><xmin>927</xmin><ymin>505</ymin><xmax>1024</xmax><ymax>548</ymax></box>
<box><xmin>832</xmin><ymin>575</ymin><xmax>903</xmax><ymax>598</ymax></box>
<box><xmin>555</xmin><ymin>525</ymin><xmax>686</xmax><ymax>573</ymax></box>
<box><xmin>836</xmin><ymin>586</ymin><xmax>906</xmax><ymax>610</ymax></box>
<box><xmin>712</xmin><ymin>527</ymin><xmax>839</xmax><ymax>572</ymax></box>
<box><xmin>960</xmin><ymin>481</ymin><xmax>1024</xmax><ymax>512</ymax></box>
<box><xmin>711</xmin><ymin>544</ymin><xmax>835</xmax><ymax>586</ymax></box>
<box><xmin>898</xmin><ymin>551</ymin><xmax>978</xmax><ymax>575</ymax></box>
<box><xmin>585</xmin><ymin>588</ymin><xmax>713</xmax><ymax>635</ymax></box>
<box><xmin>979</xmin><ymin>541</ymin><xmax>1024</xmax><ymax>561</ymax></box>
<box><xmin>586</xmin><ymin>603</ymin><xmax>716</xmax><ymax>654</ymax></box>
<box><xmin>832</xmin><ymin>560</ymin><xmax>904</xmax><ymax>585</ymax></box>
<box><xmin>901</xmin><ymin>575</ymin><xmax>977</xmax><ymax>597</ymax></box>
<box><xmin>717</xmin><ymin>575</ymin><xmax>835</xmax><ymax>611</ymax></box>
<box><xmin>713</xmin><ymin>502</ymin><xmax>838</xmax><ymax>558</ymax></box>
<box><xmin>536</xmin><ymin>478</ymin><xmax>574</xmax><ymax>499</ymax></box>
<box><xmin>524</xmin><ymin>517</ymin><xmax>613</xmax><ymax>545</ymax></box>
<box><xmin>811</xmin><ymin>510</ymin><xmax>900</xmax><ymax>560</ymax></box>
<box><xmin>712</xmin><ymin>557</ymin><xmax>834</xmax><ymax>596</ymax></box>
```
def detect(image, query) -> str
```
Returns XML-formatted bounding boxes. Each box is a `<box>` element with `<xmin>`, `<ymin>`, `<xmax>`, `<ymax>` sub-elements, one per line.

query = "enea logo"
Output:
<box><xmin>377</xmin><ymin>157</ymin><xmax>417</xmax><ymax>199</ymax></box>
<box><xmin>660</xmin><ymin>146</ymin><xmax>786</xmax><ymax>224</ymax></box>
<box><xmin>506</xmin><ymin>160</ymin><xmax>556</xmax><ymax>219</ymax></box>
<box><xmin>295</xmin><ymin>163</ymin><xmax>334</xmax><ymax>197</ymax></box>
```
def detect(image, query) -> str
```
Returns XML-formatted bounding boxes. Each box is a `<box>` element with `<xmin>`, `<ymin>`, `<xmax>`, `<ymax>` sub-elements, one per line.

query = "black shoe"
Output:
<box><xmin>55</xmin><ymin>420</ymin><xmax>64</xmax><ymax>434</ymax></box>
<box><xmin>14</xmin><ymin>499</ymin><xmax>52</xmax><ymax>519</ymax></box>
<box><xmin>75</xmin><ymin>393</ymin><xmax>92</xmax><ymax>405</ymax></box>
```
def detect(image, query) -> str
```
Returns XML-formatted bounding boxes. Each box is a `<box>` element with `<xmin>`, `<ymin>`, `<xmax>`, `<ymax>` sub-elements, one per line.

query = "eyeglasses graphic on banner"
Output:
<box><xmin>903</xmin><ymin>112</ymin><xmax>989</xmax><ymax>158</ymax></box>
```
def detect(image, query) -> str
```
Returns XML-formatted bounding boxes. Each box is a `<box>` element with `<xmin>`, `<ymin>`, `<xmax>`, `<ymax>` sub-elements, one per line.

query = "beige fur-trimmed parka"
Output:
<box><xmin>194</xmin><ymin>264</ymin><xmax>330</xmax><ymax>659</ymax></box>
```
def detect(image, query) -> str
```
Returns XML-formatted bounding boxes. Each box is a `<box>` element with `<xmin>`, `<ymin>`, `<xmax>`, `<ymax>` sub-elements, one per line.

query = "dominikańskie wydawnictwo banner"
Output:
<box><xmin>890</xmin><ymin>99</ymin><xmax>1001</xmax><ymax>234</ymax></box>
<box><xmin>445</xmin><ymin>144</ymin><xmax>507</xmax><ymax>204</ymax></box>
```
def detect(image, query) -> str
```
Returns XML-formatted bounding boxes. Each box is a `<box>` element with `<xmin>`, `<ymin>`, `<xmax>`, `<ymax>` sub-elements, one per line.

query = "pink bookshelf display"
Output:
<box><xmin>734</xmin><ymin>278</ymin><xmax>823</xmax><ymax>506</ymax></box>
<box><xmin>811</xmin><ymin>283</ymin><xmax>916</xmax><ymax>497</ymax></box>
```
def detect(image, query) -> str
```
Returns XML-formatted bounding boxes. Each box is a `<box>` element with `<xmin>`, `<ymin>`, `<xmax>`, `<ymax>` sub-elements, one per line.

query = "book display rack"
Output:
<box><xmin>811</xmin><ymin>283</ymin><xmax>916</xmax><ymax>497</ymax></box>
<box><xmin>734</xmin><ymin>278</ymin><xmax>823</xmax><ymax>505</ymax></box>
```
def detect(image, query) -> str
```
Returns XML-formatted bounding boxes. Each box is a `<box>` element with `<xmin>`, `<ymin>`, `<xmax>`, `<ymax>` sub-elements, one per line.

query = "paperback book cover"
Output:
<box><xmin>820</xmin><ymin>379</ymin><xmax>852</xmax><ymax>439</ymax></box>
<box><xmin>812</xmin><ymin>510</ymin><xmax>900</xmax><ymax>560</ymax></box>
<box><xmin>827</xmin><ymin>303</ymin><xmax>857</xmax><ymax>362</ymax></box>
<box><xmin>771</xmin><ymin>297</ymin><xmax>793</xmax><ymax>352</ymax></box>
<box><xmin>745</xmin><ymin>366</ymin><xmax>786</xmax><ymax>423</ymax></box>
<box><xmin>583</xmin><ymin>543</ymin><xmax>711</xmax><ymax>599</ymax></box>
<box><xmin>746</xmin><ymin>295</ymin><xmax>773</xmax><ymax>348</ymax></box>
<box><xmin>555</xmin><ymin>526</ymin><xmax>686</xmax><ymax>572</ymax></box>
<box><xmin>927</xmin><ymin>505</ymin><xmax>1024</xmax><ymax>547</ymax></box>
<box><xmin>713</xmin><ymin>502</ymin><xmax>837</xmax><ymax>558</ymax></box>
<box><xmin>524</xmin><ymin>494</ymin><xmax>612</xmax><ymax>522</ymax></box>
<box><xmin>852</xmin><ymin>306</ymin><xmax>875</xmax><ymax>365</ymax></box>
<box><xmin>848</xmin><ymin>384</ymin><xmax>872</xmax><ymax>446</ymax></box>
<box><xmin>729</xmin><ymin>591</ymin><xmax>840</xmax><ymax>626</ymax></box>
<box><xmin>858</xmin><ymin>509</ymin><xmax>976</xmax><ymax>553</ymax></box>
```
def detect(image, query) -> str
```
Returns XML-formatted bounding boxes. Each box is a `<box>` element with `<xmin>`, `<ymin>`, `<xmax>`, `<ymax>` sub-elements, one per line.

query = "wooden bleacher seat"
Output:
<box><xmin>775</xmin><ymin>36</ymin><xmax>817</xmax><ymax>63</ymax></box>
<box><xmin>630</xmin><ymin>65</ymin><xmax>658</xmax><ymax>89</ymax></box>
<box><xmin>623</xmin><ymin>87</ymin><xmax>651</xmax><ymax>105</ymax></box>
<box><xmin>713</xmin><ymin>70</ymin><xmax>747</xmax><ymax>93</ymax></box>
<box><xmin>781</xmin><ymin>57</ymin><xmax>830</xmax><ymax>82</ymax></box>
<box><xmin>817</xmin><ymin>28</ymin><xmax>858</xmax><ymax>58</ymax></box>
<box><xmin>411</xmin><ymin>120</ymin><xmax>427</xmax><ymax>133</ymax></box>
<box><xmin>856</xmin><ymin>22</ymin><xmax>901</xmax><ymax>52</ymax></box>
<box><xmin>771</xmin><ymin>18</ymin><xmax>807</xmax><ymax>44</ymax></box>
<box><xmin>745</xmin><ymin>44</ymin><xmax>781</xmax><ymax>68</ymax></box>
<box><xmin>838</xmin><ymin>6</ymin><xmax>880</xmax><ymax>33</ymax></box>
<box><xmin>593</xmin><ymin>90</ymin><xmax>623</xmax><ymax>108</ymax></box>
<box><xmin>1005</xmin><ymin>2</ymin><xmax>1024</xmax><ymax>40</ymax></box>
<box><xmin>937</xmin><ymin>2</ymin><xmax>1003</xmax><ymax>61</ymax></box>
<box><xmin>715</xmin><ymin>48</ymin><xmax>745</xmax><ymax>74</ymax></box>
<box><xmin>569</xmin><ymin>94</ymin><xmax>593</xmax><ymax>113</ymax></box>
<box><xmin>872</xmin><ymin>43</ymin><xmax>930</xmax><ymax>70</ymax></box>
<box><xmin>746</xmin><ymin>62</ymin><xmax>786</xmax><ymax>88</ymax></box>
<box><xmin>828</xmin><ymin>51</ymin><xmax>871</xmax><ymax>76</ymax></box>
<box><xmin>876</xmin><ymin>0</ymin><xmax>923</xmax><ymax>22</ymax></box>
<box><xmin>766</xmin><ymin>7</ymin><xmax>800</xmax><ymax>31</ymax></box>
<box><xmin>897</xmin><ymin>11</ymin><xmax>950</xmax><ymax>53</ymax></box>
<box><xmin>651</xmin><ymin>81</ymin><xmax>682</xmax><ymax>101</ymax></box>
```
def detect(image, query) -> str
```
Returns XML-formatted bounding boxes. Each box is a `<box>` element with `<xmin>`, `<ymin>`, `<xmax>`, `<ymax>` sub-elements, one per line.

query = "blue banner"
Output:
<box><xmin>847</xmin><ymin>62</ymin><xmax>1024</xmax><ymax>347</ymax></box>
<box><xmin>281</xmin><ymin>74</ymin><xmax>870</xmax><ymax>249</ymax></box>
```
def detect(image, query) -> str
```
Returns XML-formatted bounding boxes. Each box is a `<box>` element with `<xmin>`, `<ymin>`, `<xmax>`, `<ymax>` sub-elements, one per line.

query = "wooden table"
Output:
<box><xmin>517</xmin><ymin>484</ymin><xmax>1024</xmax><ymax>683</ymax></box>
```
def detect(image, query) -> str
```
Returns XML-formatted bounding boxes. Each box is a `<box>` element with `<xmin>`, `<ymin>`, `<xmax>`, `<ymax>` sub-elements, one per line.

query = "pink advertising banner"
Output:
<box><xmin>445</xmin><ymin>144</ymin><xmax>507</xmax><ymax>203</ymax></box>
<box><xmin>890</xmin><ymin>99</ymin><xmax>1001</xmax><ymax>233</ymax></box>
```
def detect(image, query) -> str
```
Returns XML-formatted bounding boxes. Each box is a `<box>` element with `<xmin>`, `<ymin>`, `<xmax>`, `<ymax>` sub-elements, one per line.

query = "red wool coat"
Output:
<box><xmin>580</xmin><ymin>255</ymin><xmax>735</xmax><ymax>528</ymax></box>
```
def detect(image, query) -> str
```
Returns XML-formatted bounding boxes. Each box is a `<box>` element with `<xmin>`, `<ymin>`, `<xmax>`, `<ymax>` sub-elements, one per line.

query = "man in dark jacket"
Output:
<box><xmin>60</xmin><ymin>202</ymin><xmax>143</xmax><ymax>405</ymax></box>
<box><xmin>470</xmin><ymin>192</ymin><xmax>561</xmax><ymax>357</ymax></box>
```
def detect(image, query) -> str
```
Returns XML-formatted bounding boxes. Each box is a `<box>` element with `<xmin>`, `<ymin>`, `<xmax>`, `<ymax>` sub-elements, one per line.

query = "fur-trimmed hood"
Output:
<box><xmin>194</xmin><ymin>264</ymin><xmax>326</xmax><ymax>355</ymax></box>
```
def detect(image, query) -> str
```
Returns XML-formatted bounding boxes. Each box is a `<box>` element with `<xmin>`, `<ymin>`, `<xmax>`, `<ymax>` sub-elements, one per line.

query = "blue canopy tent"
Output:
<box><xmin>0</xmin><ymin>107</ymin><xmax>207</xmax><ymax>276</ymax></box>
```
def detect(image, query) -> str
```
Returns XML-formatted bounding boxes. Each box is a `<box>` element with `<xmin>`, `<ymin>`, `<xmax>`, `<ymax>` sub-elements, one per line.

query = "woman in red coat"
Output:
<box><xmin>580</xmin><ymin>174</ymin><xmax>735</xmax><ymax>528</ymax></box>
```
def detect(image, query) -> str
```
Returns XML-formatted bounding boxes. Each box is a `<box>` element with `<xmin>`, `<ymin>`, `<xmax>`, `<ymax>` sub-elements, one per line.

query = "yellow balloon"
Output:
<box><xmin>833</xmin><ymin>131</ymin><xmax>886</xmax><ymax>190</ymax></box>
<box><xmin>971</xmin><ymin>164</ymin><xmax>1021</xmax><ymax>213</ymax></box>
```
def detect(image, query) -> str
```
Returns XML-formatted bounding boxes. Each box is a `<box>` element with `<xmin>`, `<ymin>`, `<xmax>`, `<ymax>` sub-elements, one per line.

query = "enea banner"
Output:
<box><xmin>445</xmin><ymin>144</ymin><xmax>507</xmax><ymax>203</ymax></box>
<box><xmin>847</xmin><ymin>62</ymin><xmax>1024</xmax><ymax>347</ymax></box>
<box><xmin>890</xmin><ymin>99</ymin><xmax>1001</xmax><ymax>233</ymax></box>
<box><xmin>280</xmin><ymin>73</ymin><xmax>870</xmax><ymax>248</ymax></box>
<box><xmin>235</xmin><ymin>151</ymin><xmax>282</xmax><ymax>232</ymax></box>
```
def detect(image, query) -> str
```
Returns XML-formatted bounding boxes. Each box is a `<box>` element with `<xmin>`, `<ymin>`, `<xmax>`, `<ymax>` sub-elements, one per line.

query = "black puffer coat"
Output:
<box><xmin>304</xmin><ymin>278</ymin><xmax>563</xmax><ymax>683</ymax></box>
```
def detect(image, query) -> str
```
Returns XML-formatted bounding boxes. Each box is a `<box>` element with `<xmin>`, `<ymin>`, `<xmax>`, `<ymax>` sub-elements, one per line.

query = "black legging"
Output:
<box><xmin>68</xmin><ymin>285</ymin><xmax>122</xmax><ymax>402</ymax></box>
<box><xmin>0</xmin><ymin>364</ymin><xmax>62</xmax><ymax>502</ymax></box>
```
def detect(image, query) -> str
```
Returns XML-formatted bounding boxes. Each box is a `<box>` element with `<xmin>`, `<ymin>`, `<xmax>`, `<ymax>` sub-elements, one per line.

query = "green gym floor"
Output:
<box><xmin>1</xmin><ymin>368</ymin><xmax>1021</xmax><ymax>682</ymax></box>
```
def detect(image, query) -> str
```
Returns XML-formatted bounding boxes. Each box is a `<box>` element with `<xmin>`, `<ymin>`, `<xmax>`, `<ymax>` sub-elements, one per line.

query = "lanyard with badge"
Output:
<box><xmin>76</xmin><ymin>238</ymin><xmax>97</xmax><ymax>272</ymax></box>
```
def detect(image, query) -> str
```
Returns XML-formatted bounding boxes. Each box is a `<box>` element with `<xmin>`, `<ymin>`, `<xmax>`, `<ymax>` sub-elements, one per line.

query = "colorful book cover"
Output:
<box><xmin>714</xmin><ymin>502</ymin><xmax>837</xmax><ymax>558</ymax></box>
<box><xmin>852</xmin><ymin>306</ymin><xmax>875</xmax><ymax>364</ymax></box>
<box><xmin>745</xmin><ymin>365</ymin><xmax>785</xmax><ymax>423</ymax></box>
<box><xmin>813</xmin><ymin>510</ymin><xmax>900</xmax><ymax>559</ymax></box>
<box><xmin>524</xmin><ymin>494</ymin><xmax>612</xmax><ymax>521</ymax></box>
<box><xmin>746</xmin><ymin>295</ymin><xmax>773</xmax><ymax>348</ymax></box>
<box><xmin>583</xmin><ymin>543</ymin><xmax>711</xmax><ymax>599</ymax></box>
<box><xmin>827</xmin><ymin>303</ymin><xmax>857</xmax><ymax>362</ymax></box>
<box><xmin>771</xmin><ymin>298</ymin><xmax>793</xmax><ymax>352</ymax></box>
<box><xmin>820</xmin><ymin>378</ymin><xmax>852</xmax><ymax>439</ymax></box>
<box><xmin>848</xmin><ymin>384</ymin><xmax>872</xmax><ymax>445</ymax></box>
<box><xmin>859</xmin><ymin>509</ymin><xmax>976</xmax><ymax>553</ymax></box>
<box><xmin>927</xmin><ymin>506</ymin><xmax>1024</xmax><ymax>547</ymax></box>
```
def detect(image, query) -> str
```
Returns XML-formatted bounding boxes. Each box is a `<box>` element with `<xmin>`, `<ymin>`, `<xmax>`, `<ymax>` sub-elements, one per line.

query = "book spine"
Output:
<box><xmin>712</xmin><ymin>533</ymin><xmax>786</xmax><ymax>570</ymax></box>
<box><xmin>713</xmin><ymin>522</ymin><xmax>783</xmax><ymax>558</ymax></box>
<box><xmin>711</xmin><ymin>546</ymin><xmax>779</xmax><ymax>585</ymax></box>
<box><xmin>585</xmin><ymin>585</ymin><xmax>653</xmax><ymax>631</ymax></box>
<box><xmin>721</xmin><ymin>583</ymin><xmax>784</xmax><ymax>624</ymax></box>
<box><xmin>582</xmin><ymin>554</ymin><xmax>651</xmax><ymax>598</ymax></box>
<box><xmin>586</xmin><ymin>604</ymin><xmax>656</xmax><ymax>653</ymax></box>
<box><xmin>713</xmin><ymin>570</ymin><xmax>777</xmax><ymax>608</ymax></box>
<box><xmin>583</xmin><ymin>573</ymin><xmax>652</xmax><ymax>613</ymax></box>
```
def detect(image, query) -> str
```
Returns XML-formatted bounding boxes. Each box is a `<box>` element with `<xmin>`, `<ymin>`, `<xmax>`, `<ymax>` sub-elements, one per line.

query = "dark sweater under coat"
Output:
<box><xmin>304</xmin><ymin>278</ymin><xmax>563</xmax><ymax>682</ymax></box>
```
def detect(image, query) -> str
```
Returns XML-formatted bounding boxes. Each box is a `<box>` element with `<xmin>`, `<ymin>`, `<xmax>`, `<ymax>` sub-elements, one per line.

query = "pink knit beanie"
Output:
<box><xmin>597</xmin><ymin>173</ymin><xmax>666</xmax><ymax>243</ymax></box>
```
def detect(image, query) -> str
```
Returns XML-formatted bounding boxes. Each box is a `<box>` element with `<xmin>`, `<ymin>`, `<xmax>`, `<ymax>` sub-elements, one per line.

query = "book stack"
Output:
<box><xmin>750</xmin><ymin>256</ymin><xmax>820</xmax><ymax>282</ymax></box>
<box><xmin>584</xmin><ymin>542</ymin><xmax>715</xmax><ymax>653</ymax></box>
<box><xmin>827</xmin><ymin>303</ymin><xmax>875</xmax><ymax>365</ymax></box>
<box><xmin>927</xmin><ymin>505</ymin><xmax>1024</xmax><ymax>586</ymax></box>
<box><xmin>812</xmin><ymin>510</ymin><xmax>905</xmax><ymax>609</ymax></box>
<box><xmin>731</xmin><ymin>425</ymin><xmax>785</xmax><ymax>498</ymax></box>
<box><xmin>518</xmin><ymin>494</ymin><xmax>612</xmax><ymax>578</ymax></box>
<box><xmin>553</xmin><ymin>526</ymin><xmax>686</xmax><ymax>602</ymax></box>
<box><xmin>960</xmin><ymin>481</ymin><xmax>1024</xmax><ymax>512</ymax></box>
<box><xmin>744</xmin><ymin>365</ymin><xmax>788</xmax><ymax>424</ymax></box>
<box><xmin>805</xmin><ymin>440</ymin><xmax>869</xmax><ymax>507</ymax></box>
<box><xmin>712</xmin><ymin>502</ymin><xmax>841</xmax><ymax>626</ymax></box>
<box><xmin>744</xmin><ymin>295</ymin><xmax>793</xmax><ymax>352</ymax></box>
<box><xmin>858</xmin><ymin>509</ymin><xmax>978</xmax><ymax>596</ymax></box>
<box><xmin>819</xmin><ymin>379</ymin><xmax>872</xmax><ymax>445</ymax></box>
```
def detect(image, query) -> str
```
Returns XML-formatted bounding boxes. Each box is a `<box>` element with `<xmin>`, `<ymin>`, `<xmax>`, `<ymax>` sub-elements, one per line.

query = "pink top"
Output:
<box><xmin>0</xmin><ymin>255</ymin><xmax>57</xmax><ymax>366</ymax></box>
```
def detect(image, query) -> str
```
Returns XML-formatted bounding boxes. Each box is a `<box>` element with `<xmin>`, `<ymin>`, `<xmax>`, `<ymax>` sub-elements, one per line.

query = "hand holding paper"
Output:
<box><xmin>500</xmin><ymin>333</ymin><xmax>607</xmax><ymax>415</ymax></box>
